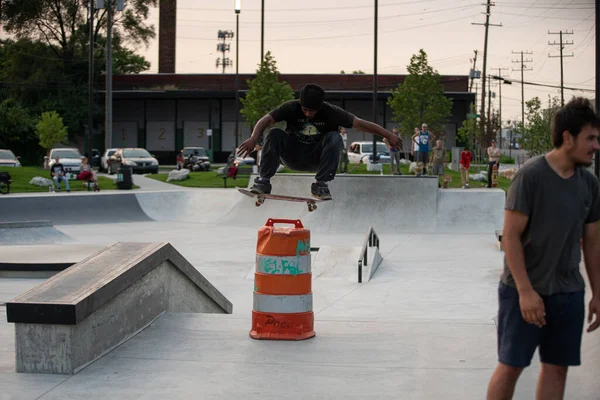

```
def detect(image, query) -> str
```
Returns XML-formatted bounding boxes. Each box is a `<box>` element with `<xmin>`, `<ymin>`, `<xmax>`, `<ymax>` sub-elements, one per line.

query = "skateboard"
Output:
<box><xmin>491</xmin><ymin>163</ymin><xmax>499</xmax><ymax>187</ymax></box>
<box><xmin>237</xmin><ymin>188</ymin><xmax>331</xmax><ymax>212</ymax></box>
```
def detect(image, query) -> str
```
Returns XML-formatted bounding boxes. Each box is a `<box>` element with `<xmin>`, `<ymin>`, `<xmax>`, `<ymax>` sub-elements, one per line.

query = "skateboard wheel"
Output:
<box><xmin>308</xmin><ymin>203</ymin><xmax>317</xmax><ymax>212</ymax></box>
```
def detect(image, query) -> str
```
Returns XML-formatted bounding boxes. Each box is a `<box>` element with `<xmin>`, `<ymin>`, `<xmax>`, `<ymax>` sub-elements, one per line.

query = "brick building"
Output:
<box><xmin>101</xmin><ymin>73</ymin><xmax>474</xmax><ymax>163</ymax></box>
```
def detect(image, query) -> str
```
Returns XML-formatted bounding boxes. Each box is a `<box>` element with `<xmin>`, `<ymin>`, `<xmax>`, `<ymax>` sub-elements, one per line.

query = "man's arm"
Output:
<box><xmin>237</xmin><ymin>114</ymin><xmax>276</xmax><ymax>158</ymax></box>
<box><xmin>504</xmin><ymin>209</ymin><xmax>547</xmax><ymax>327</ymax></box>
<box><xmin>353</xmin><ymin>117</ymin><xmax>390</xmax><ymax>139</ymax></box>
<box><xmin>583</xmin><ymin>221</ymin><xmax>600</xmax><ymax>332</ymax></box>
<box><xmin>353</xmin><ymin>117</ymin><xmax>400</xmax><ymax>149</ymax></box>
<box><xmin>250</xmin><ymin>114</ymin><xmax>275</xmax><ymax>141</ymax></box>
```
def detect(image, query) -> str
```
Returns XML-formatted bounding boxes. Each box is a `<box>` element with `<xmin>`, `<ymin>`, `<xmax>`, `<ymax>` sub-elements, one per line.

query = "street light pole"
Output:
<box><xmin>235</xmin><ymin>0</ymin><xmax>241</xmax><ymax>147</ymax></box>
<box><xmin>105</xmin><ymin>0</ymin><xmax>113</xmax><ymax>150</ymax></box>
<box><xmin>371</xmin><ymin>0</ymin><xmax>378</xmax><ymax>164</ymax></box>
<box><xmin>88</xmin><ymin>0</ymin><xmax>95</xmax><ymax>159</ymax></box>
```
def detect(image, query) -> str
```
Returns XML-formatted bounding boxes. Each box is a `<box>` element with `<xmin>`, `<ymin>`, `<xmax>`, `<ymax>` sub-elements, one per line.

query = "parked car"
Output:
<box><xmin>181</xmin><ymin>147</ymin><xmax>211</xmax><ymax>172</ymax></box>
<box><xmin>108</xmin><ymin>148</ymin><xmax>159</xmax><ymax>175</ymax></box>
<box><xmin>0</xmin><ymin>149</ymin><xmax>21</xmax><ymax>167</ymax></box>
<box><xmin>100</xmin><ymin>148</ymin><xmax>118</xmax><ymax>172</ymax></box>
<box><xmin>348</xmin><ymin>141</ymin><xmax>391</xmax><ymax>164</ymax></box>
<box><xmin>46</xmin><ymin>148</ymin><xmax>84</xmax><ymax>173</ymax></box>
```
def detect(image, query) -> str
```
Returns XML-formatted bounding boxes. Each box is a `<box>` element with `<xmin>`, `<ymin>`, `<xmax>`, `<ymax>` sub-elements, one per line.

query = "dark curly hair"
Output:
<box><xmin>552</xmin><ymin>97</ymin><xmax>600</xmax><ymax>148</ymax></box>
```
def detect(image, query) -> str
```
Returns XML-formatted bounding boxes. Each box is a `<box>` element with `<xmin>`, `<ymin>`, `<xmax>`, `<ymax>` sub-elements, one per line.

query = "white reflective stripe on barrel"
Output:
<box><xmin>252</xmin><ymin>293</ymin><xmax>313</xmax><ymax>314</ymax></box>
<box><xmin>255</xmin><ymin>254</ymin><xmax>311</xmax><ymax>275</ymax></box>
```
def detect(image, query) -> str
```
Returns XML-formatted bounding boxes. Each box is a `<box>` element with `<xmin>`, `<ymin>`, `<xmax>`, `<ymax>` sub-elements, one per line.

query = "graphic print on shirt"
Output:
<box><xmin>296</xmin><ymin>120</ymin><xmax>325</xmax><ymax>144</ymax></box>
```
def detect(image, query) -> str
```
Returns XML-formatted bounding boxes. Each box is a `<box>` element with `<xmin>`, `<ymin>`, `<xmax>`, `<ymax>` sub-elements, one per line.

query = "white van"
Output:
<box><xmin>348</xmin><ymin>141</ymin><xmax>391</xmax><ymax>164</ymax></box>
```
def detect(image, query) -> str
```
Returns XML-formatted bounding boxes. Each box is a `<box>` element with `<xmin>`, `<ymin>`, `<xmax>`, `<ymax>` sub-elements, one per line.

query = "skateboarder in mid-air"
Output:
<box><xmin>236</xmin><ymin>84</ymin><xmax>402</xmax><ymax>200</ymax></box>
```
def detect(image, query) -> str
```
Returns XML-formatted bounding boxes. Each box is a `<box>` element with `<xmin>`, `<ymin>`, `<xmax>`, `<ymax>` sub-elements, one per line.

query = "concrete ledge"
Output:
<box><xmin>0</xmin><ymin>220</ymin><xmax>53</xmax><ymax>229</ymax></box>
<box><xmin>6</xmin><ymin>242</ymin><xmax>232</xmax><ymax>374</ymax></box>
<box><xmin>436</xmin><ymin>189</ymin><xmax>505</xmax><ymax>234</ymax></box>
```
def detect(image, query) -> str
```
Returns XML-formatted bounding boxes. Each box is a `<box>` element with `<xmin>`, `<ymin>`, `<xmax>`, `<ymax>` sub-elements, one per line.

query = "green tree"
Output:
<box><xmin>387</xmin><ymin>49</ymin><xmax>453</xmax><ymax>137</ymax></box>
<box><xmin>37</xmin><ymin>111</ymin><xmax>68</xmax><ymax>150</ymax></box>
<box><xmin>457</xmin><ymin>104</ymin><xmax>477</xmax><ymax>148</ymax></box>
<box><xmin>1</xmin><ymin>0</ymin><xmax>157</xmax><ymax>63</ymax></box>
<box><xmin>0</xmin><ymin>99</ymin><xmax>38</xmax><ymax>147</ymax></box>
<box><xmin>240</xmin><ymin>51</ymin><xmax>294</xmax><ymax>126</ymax></box>
<box><xmin>518</xmin><ymin>96</ymin><xmax>560</xmax><ymax>156</ymax></box>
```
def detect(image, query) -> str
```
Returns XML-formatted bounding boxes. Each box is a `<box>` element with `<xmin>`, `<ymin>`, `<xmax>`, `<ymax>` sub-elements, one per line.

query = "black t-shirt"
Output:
<box><xmin>269</xmin><ymin>100</ymin><xmax>355</xmax><ymax>144</ymax></box>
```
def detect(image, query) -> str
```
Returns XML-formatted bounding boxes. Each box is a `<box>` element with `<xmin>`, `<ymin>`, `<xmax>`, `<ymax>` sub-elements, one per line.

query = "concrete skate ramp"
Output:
<box><xmin>0</xmin><ymin>221</ymin><xmax>73</xmax><ymax>245</ymax></box>
<box><xmin>216</xmin><ymin>174</ymin><xmax>504</xmax><ymax>234</ymax></box>
<box><xmin>218</xmin><ymin>174</ymin><xmax>441</xmax><ymax>234</ymax></box>
<box><xmin>0</xmin><ymin>193</ymin><xmax>152</xmax><ymax>225</ymax></box>
<box><xmin>136</xmin><ymin>189</ymin><xmax>240</xmax><ymax>224</ymax></box>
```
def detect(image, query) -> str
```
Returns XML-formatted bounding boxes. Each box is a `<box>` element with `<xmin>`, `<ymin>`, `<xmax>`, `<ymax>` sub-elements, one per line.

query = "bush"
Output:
<box><xmin>500</xmin><ymin>155</ymin><xmax>515</xmax><ymax>164</ymax></box>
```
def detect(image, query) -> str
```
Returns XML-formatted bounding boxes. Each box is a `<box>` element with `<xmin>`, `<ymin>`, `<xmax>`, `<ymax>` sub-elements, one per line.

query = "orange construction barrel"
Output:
<box><xmin>250</xmin><ymin>218</ymin><xmax>315</xmax><ymax>340</ymax></box>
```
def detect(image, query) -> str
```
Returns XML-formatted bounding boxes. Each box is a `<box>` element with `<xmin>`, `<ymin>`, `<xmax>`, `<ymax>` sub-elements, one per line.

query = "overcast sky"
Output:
<box><xmin>6</xmin><ymin>0</ymin><xmax>595</xmax><ymax>124</ymax></box>
<box><xmin>138</xmin><ymin>0</ymin><xmax>595</xmax><ymax>124</ymax></box>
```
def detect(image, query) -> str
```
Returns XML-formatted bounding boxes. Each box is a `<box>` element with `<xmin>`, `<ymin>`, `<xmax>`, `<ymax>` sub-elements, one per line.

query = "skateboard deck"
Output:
<box><xmin>237</xmin><ymin>188</ymin><xmax>331</xmax><ymax>212</ymax></box>
<box><xmin>491</xmin><ymin>164</ymin><xmax>499</xmax><ymax>187</ymax></box>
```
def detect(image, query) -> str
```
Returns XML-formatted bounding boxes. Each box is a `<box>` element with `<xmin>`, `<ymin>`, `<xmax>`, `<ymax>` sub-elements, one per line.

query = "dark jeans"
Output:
<box><xmin>487</xmin><ymin>161</ymin><xmax>499</xmax><ymax>188</ymax></box>
<box><xmin>260</xmin><ymin>128</ymin><xmax>343</xmax><ymax>182</ymax></box>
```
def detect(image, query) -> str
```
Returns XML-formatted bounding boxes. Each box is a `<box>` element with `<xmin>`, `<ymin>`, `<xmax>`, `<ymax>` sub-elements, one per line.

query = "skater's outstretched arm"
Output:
<box><xmin>353</xmin><ymin>117</ymin><xmax>402</xmax><ymax>149</ymax></box>
<box><xmin>237</xmin><ymin>114</ymin><xmax>276</xmax><ymax>158</ymax></box>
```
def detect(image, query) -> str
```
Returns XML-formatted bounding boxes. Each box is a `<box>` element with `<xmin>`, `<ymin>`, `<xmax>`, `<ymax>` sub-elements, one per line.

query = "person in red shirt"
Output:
<box><xmin>460</xmin><ymin>146</ymin><xmax>473</xmax><ymax>188</ymax></box>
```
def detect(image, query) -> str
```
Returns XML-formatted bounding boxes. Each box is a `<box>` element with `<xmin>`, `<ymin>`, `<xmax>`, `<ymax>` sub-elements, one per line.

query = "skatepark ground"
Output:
<box><xmin>0</xmin><ymin>174</ymin><xmax>598</xmax><ymax>399</ymax></box>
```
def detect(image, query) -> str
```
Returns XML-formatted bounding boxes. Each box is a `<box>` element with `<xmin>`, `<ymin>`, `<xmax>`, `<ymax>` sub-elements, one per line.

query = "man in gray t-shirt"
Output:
<box><xmin>487</xmin><ymin>97</ymin><xmax>600</xmax><ymax>400</ymax></box>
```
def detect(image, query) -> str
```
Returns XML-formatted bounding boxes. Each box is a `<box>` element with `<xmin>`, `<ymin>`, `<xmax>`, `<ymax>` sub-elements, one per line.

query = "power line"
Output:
<box><xmin>174</xmin><ymin>4</ymin><xmax>482</xmax><ymax>26</ymax></box>
<box><xmin>177</xmin><ymin>13</ymin><xmax>480</xmax><ymax>43</ymax></box>
<box><xmin>175</xmin><ymin>0</ymin><xmax>476</xmax><ymax>13</ymax></box>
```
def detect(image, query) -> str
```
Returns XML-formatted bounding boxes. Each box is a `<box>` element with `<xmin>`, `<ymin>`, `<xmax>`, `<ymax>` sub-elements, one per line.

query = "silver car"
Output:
<box><xmin>47</xmin><ymin>148</ymin><xmax>84</xmax><ymax>173</ymax></box>
<box><xmin>0</xmin><ymin>149</ymin><xmax>21</xmax><ymax>167</ymax></box>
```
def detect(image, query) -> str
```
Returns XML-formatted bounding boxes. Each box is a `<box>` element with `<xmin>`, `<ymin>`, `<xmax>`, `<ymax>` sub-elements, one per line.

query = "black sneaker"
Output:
<box><xmin>250</xmin><ymin>177</ymin><xmax>271</xmax><ymax>195</ymax></box>
<box><xmin>311</xmin><ymin>181</ymin><xmax>332</xmax><ymax>200</ymax></box>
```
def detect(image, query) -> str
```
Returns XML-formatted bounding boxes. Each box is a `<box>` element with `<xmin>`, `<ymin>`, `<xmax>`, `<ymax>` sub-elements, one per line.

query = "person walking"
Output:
<box><xmin>486</xmin><ymin>97</ymin><xmax>600</xmax><ymax>400</ymax></box>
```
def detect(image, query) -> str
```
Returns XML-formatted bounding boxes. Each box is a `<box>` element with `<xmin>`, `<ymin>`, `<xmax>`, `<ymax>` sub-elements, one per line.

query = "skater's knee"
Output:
<box><xmin>324</xmin><ymin>131</ymin><xmax>343</xmax><ymax>149</ymax></box>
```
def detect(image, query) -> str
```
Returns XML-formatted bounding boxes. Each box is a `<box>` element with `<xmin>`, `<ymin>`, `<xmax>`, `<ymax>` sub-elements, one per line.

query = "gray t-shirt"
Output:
<box><xmin>501</xmin><ymin>155</ymin><xmax>600</xmax><ymax>295</ymax></box>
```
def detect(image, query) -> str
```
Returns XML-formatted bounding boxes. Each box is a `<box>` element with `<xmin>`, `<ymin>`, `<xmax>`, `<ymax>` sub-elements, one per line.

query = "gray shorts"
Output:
<box><xmin>432</xmin><ymin>164</ymin><xmax>444</xmax><ymax>175</ymax></box>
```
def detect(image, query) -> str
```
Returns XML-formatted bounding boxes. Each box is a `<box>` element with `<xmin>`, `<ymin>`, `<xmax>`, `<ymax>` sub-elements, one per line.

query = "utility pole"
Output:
<box><xmin>472</xmin><ymin>0</ymin><xmax>502</xmax><ymax>159</ymax></box>
<box><xmin>372</xmin><ymin>0</ymin><xmax>378</xmax><ymax>164</ymax></box>
<box><xmin>548</xmin><ymin>30</ymin><xmax>574</xmax><ymax>106</ymax></box>
<box><xmin>512</xmin><ymin>50</ymin><xmax>533</xmax><ymax>150</ymax></box>
<box><xmin>216</xmin><ymin>30</ymin><xmax>234</xmax><ymax>73</ymax></box>
<box><xmin>493</xmin><ymin>67</ymin><xmax>509</xmax><ymax>148</ymax></box>
<box><xmin>469</xmin><ymin>50</ymin><xmax>479</xmax><ymax>92</ymax></box>
<box><xmin>88</xmin><ymin>0</ymin><xmax>95</xmax><ymax>158</ymax></box>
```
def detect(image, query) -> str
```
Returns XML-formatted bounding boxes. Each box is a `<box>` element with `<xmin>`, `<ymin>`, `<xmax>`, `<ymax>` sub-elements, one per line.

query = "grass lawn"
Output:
<box><xmin>0</xmin><ymin>166</ymin><xmax>138</xmax><ymax>193</ymax></box>
<box><xmin>147</xmin><ymin>163</ymin><xmax>513</xmax><ymax>192</ymax></box>
<box><xmin>147</xmin><ymin>170</ymin><xmax>251</xmax><ymax>188</ymax></box>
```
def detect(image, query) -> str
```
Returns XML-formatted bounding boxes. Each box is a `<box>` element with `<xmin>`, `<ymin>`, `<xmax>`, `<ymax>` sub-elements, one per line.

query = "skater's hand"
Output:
<box><xmin>587</xmin><ymin>296</ymin><xmax>600</xmax><ymax>332</ymax></box>
<box><xmin>519</xmin><ymin>288</ymin><xmax>546</xmax><ymax>328</ymax></box>
<box><xmin>386</xmin><ymin>132</ymin><xmax>402</xmax><ymax>150</ymax></box>
<box><xmin>237</xmin><ymin>137</ymin><xmax>257</xmax><ymax>159</ymax></box>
